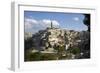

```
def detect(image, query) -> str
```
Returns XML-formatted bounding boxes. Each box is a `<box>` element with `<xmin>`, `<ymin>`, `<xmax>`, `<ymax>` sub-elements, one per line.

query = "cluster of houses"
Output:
<box><xmin>25</xmin><ymin>22</ymin><xmax>90</xmax><ymax>59</ymax></box>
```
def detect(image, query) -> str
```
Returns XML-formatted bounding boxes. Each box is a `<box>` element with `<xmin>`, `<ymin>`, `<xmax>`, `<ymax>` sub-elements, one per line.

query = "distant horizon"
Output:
<box><xmin>24</xmin><ymin>11</ymin><xmax>89</xmax><ymax>34</ymax></box>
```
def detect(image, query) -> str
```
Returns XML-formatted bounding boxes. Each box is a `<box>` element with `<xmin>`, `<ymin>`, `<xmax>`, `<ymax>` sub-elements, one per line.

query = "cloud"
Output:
<box><xmin>25</xmin><ymin>18</ymin><xmax>38</xmax><ymax>24</ymax></box>
<box><xmin>25</xmin><ymin>18</ymin><xmax>60</xmax><ymax>33</ymax></box>
<box><xmin>41</xmin><ymin>19</ymin><xmax>59</xmax><ymax>27</ymax></box>
<box><xmin>42</xmin><ymin>19</ymin><xmax>51</xmax><ymax>24</ymax></box>
<box><xmin>41</xmin><ymin>19</ymin><xmax>51</xmax><ymax>27</ymax></box>
<box><xmin>25</xmin><ymin>18</ymin><xmax>38</xmax><ymax>29</ymax></box>
<box><xmin>73</xmin><ymin>17</ymin><xmax>79</xmax><ymax>21</ymax></box>
<box><xmin>52</xmin><ymin>20</ymin><xmax>59</xmax><ymax>26</ymax></box>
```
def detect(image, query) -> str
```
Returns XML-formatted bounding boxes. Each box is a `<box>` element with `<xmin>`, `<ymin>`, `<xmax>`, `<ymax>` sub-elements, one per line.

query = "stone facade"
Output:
<box><xmin>29</xmin><ymin>27</ymin><xmax>89</xmax><ymax>52</ymax></box>
<box><xmin>25</xmin><ymin>27</ymin><xmax>90</xmax><ymax>59</ymax></box>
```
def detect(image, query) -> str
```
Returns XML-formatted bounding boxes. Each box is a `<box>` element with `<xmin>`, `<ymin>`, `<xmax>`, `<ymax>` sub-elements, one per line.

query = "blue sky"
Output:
<box><xmin>24</xmin><ymin>11</ymin><xmax>88</xmax><ymax>34</ymax></box>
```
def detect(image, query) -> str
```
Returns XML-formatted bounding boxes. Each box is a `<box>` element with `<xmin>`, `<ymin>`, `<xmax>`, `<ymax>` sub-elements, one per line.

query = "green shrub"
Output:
<box><xmin>41</xmin><ymin>53</ymin><xmax>58</xmax><ymax>60</ymax></box>
<box><xmin>25</xmin><ymin>52</ymin><xmax>58</xmax><ymax>61</ymax></box>
<box><xmin>29</xmin><ymin>52</ymin><xmax>41</xmax><ymax>61</ymax></box>
<box><xmin>71</xmin><ymin>48</ymin><xmax>80</xmax><ymax>55</ymax></box>
<box><xmin>54</xmin><ymin>45</ymin><xmax>65</xmax><ymax>52</ymax></box>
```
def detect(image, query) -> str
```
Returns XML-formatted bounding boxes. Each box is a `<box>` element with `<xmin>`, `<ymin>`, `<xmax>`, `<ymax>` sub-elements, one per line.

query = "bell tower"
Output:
<box><xmin>51</xmin><ymin>21</ymin><xmax>53</xmax><ymax>29</ymax></box>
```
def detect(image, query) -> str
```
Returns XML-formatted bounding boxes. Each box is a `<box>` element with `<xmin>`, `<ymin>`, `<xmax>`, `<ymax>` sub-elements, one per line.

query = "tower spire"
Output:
<box><xmin>51</xmin><ymin>21</ymin><xmax>53</xmax><ymax>29</ymax></box>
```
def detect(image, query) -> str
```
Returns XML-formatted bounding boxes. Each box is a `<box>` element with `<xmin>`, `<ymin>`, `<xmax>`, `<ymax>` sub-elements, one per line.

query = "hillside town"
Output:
<box><xmin>24</xmin><ymin>21</ymin><xmax>90</xmax><ymax>61</ymax></box>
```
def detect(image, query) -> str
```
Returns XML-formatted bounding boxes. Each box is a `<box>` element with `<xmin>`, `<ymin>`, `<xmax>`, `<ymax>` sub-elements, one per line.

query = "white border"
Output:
<box><xmin>11</xmin><ymin>2</ymin><xmax>96</xmax><ymax>71</ymax></box>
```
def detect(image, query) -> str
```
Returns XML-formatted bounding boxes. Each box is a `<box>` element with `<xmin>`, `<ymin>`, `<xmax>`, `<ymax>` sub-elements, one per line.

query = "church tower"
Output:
<box><xmin>51</xmin><ymin>21</ymin><xmax>53</xmax><ymax>29</ymax></box>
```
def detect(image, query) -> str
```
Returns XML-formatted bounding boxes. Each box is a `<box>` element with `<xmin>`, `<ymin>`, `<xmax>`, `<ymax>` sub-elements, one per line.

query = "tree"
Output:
<box><xmin>82</xmin><ymin>14</ymin><xmax>90</xmax><ymax>58</ymax></box>
<box><xmin>83</xmin><ymin>14</ymin><xmax>90</xmax><ymax>31</ymax></box>
<box><xmin>25</xmin><ymin>37</ymin><xmax>33</xmax><ymax>50</ymax></box>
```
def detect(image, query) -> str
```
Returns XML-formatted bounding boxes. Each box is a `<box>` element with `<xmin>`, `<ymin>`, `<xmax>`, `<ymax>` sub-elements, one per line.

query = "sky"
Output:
<box><xmin>24</xmin><ymin>11</ymin><xmax>88</xmax><ymax>34</ymax></box>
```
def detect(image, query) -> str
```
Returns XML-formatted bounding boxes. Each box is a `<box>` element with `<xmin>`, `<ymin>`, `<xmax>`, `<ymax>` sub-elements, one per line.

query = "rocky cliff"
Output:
<box><xmin>25</xmin><ymin>27</ymin><xmax>90</xmax><ymax>60</ymax></box>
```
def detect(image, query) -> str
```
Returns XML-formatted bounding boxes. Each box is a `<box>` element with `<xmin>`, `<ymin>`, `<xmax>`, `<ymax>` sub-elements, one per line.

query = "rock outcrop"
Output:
<box><xmin>25</xmin><ymin>27</ymin><xmax>90</xmax><ymax>59</ymax></box>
